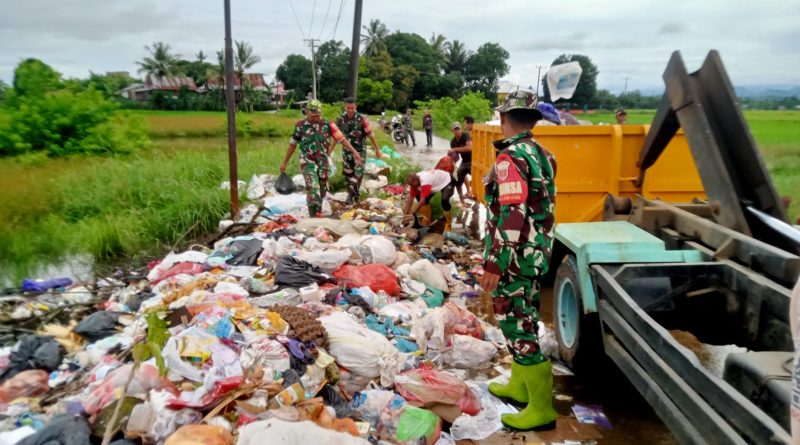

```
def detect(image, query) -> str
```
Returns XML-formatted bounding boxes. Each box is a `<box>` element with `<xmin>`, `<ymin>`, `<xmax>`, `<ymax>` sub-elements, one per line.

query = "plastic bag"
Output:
<box><xmin>446</xmin><ymin>335</ymin><xmax>497</xmax><ymax>369</ymax></box>
<box><xmin>238</xmin><ymin>419</ymin><xmax>370</xmax><ymax>445</ymax></box>
<box><xmin>247</xmin><ymin>175</ymin><xmax>267</xmax><ymax>200</ymax></box>
<box><xmin>295</xmin><ymin>218</ymin><xmax>370</xmax><ymax>237</ymax></box>
<box><xmin>240</xmin><ymin>338</ymin><xmax>291</xmax><ymax>373</ymax></box>
<box><xmin>250</xmin><ymin>289</ymin><xmax>301</xmax><ymax>308</ymax></box>
<box><xmin>320</xmin><ymin>312</ymin><xmax>403</xmax><ymax>387</ymax></box>
<box><xmin>83</xmin><ymin>363</ymin><xmax>166</xmax><ymax>415</ymax></box>
<box><xmin>0</xmin><ymin>370</ymin><xmax>49</xmax><ymax>403</ymax></box>
<box><xmin>333</xmin><ymin>264</ymin><xmax>401</xmax><ymax>296</ymax></box>
<box><xmin>408</xmin><ymin>260</ymin><xmax>448</xmax><ymax>292</ymax></box>
<box><xmin>0</xmin><ymin>335</ymin><xmax>64</xmax><ymax>383</ymax></box>
<box><xmin>275</xmin><ymin>256</ymin><xmax>333</xmax><ymax>287</ymax></box>
<box><xmin>208</xmin><ymin>238</ymin><xmax>263</xmax><ymax>267</ymax></box>
<box><xmin>164</xmin><ymin>424</ymin><xmax>233</xmax><ymax>445</ymax></box>
<box><xmin>397</xmin><ymin>406</ymin><xmax>442</xmax><ymax>444</ymax></box>
<box><xmin>449</xmin><ymin>384</ymin><xmax>502</xmax><ymax>441</ymax></box>
<box><xmin>546</xmin><ymin>61</ymin><xmax>583</xmax><ymax>101</ymax></box>
<box><xmin>17</xmin><ymin>414</ymin><xmax>90</xmax><ymax>445</ymax></box>
<box><xmin>394</xmin><ymin>368</ymin><xmax>480</xmax><ymax>420</ymax></box>
<box><xmin>350</xmin><ymin>389</ymin><xmax>395</xmax><ymax>427</ymax></box>
<box><xmin>298</xmin><ymin>249</ymin><xmax>352</xmax><ymax>273</ymax></box>
<box><xmin>351</xmin><ymin>236</ymin><xmax>397</xmax><ymax>266</ymax></box>
<box><xmin>73</xmin><ymin>311</ymin><xmax>118</xmax><ymax>342</ymax></box>
<box><xmin>275</xmin><ymin>172</ymin><xmax>296</xmax><ymax>195</ymax></box>
<box><xmin>328</xmin><ymin>157</ymin><xmax>338</xmax><ymax>177</ymax></box>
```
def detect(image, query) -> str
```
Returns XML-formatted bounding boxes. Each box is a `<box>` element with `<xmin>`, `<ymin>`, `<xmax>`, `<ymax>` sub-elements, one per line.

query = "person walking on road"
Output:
<box><xmin>423</xmin><ymin>111</ymin><xmax>433</xmax><ymax>148</ymax></box>
<box><xmin>480</xmin><ymin>90</ymin><xmax>558</xmax><ymax>431</ymax></box>
<box><xmin>402</xmin><ymin>109</ymin><xmax>416</xmax><ymax>147</ymax></box>
<box><xmin>402</xmin><ymin>169</ymin><xmax>454</xmax><ymax>231</ymax></box>
<box><xmin>334</xmin><ymin>97</ymin><xmax>381</xmax><ymax>204</ymax></box>
<box><xmin>280</xmin><ymin>99</ymin><xmax>363</xmax><ymax>217</ymax></box>
<box><xmin>448</xmin><ymin>122</ymin><xmax>473</xmax><ymax>207</ymax></box>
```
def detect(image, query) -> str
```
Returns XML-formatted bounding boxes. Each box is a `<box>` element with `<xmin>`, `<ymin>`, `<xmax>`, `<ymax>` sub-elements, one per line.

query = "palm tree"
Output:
<box><xmin>195</xmin><ymin>50</ymin><xmax>207</xmax><ymax>63</ymax></box>
<box><xmin>445</xmin><ymin>40</ymin><xmax>469</xmax><ymax>74</ymax></box>
<box><xmin>234</xmin><ymin>41</ymin><xmax>261</xmax><ymax>112</ymax></box>
<box><xmin>429</xmin><ymin>33</ymin><xmax>447</xmax><ymax>57</ymax></box>
<box><xmin>361</xmin><ymin>19</ymin><xmax>388</xmax><ymax>56</ymax></box>
<box><xmin>137</xmin><ymin>42</ymin><xmax>180</xmax><ymax>79</ymax></box>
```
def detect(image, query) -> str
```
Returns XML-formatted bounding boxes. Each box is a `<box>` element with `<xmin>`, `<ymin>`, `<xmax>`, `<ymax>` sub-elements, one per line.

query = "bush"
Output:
<box><xmin>414</xmin><ymin>92</ymin><xmax>493</xmax><ymax>138</ymax></box>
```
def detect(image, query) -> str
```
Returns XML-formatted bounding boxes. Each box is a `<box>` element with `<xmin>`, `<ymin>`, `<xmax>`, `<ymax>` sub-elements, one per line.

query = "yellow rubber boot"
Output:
<box><xmin>489</xmin><ymin>361</ymin><xmax>528</xmax><ymax>403</ymax></box>
<box><xmin>418</xmin><ymin>204</ymin><xmax>432</xmax><ymax>226</ymax></box>
<box><xmin>444</xmin><ymin>210</ymin><xmax>452</xmax><ymax>232</ymax></box>
<box><xmin>501</xmin><ymin>360</ymin><xmax>557</xmax><ymax>430</ymax></box>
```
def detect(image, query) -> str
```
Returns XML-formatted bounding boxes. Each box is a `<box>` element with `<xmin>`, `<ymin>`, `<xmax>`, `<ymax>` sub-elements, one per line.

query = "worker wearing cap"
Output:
<box><xmin>402</xmin><ymin>169</ymin><xmax>454</xmax><ymax>230</ymax></box>
<box><xmin>448</xmin><ymin>121</ymin><xmax>473</xmax><ymax>207</ymax></box>
<box><xmin>280</xmin><ymin>99</ymin><xmax>363</xmax><ymax>217</ymax></box>
<box><xmin>615</xmin><ymin>108</ymin><xmax>628</xmax><ymax>124</ymax></box>
<box><xmin>334</xmin><ymin>97</ymin><xmax>381</xmax><ymax>204</ymax></box>
<box><xmin>480</xmin><ymin>89</ymin><xmax>558</xmax><ymax>430</ymax></box>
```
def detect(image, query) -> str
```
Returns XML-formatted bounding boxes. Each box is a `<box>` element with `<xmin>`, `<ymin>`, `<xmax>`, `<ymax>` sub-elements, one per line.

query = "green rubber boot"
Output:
<box><xmin>501</xmin><ymin>360</ymin><xmax>558</xmax><ymax>431</ymax></box>
<box><xmin>489</xmin><ymin>361</ymin><xmax>528</xmax><ymax>403</ymax></box>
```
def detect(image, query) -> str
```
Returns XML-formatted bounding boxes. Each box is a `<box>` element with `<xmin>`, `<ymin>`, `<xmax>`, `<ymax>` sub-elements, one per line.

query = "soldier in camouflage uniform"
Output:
<box><xmin>481</xmin><ymin>90</ymin><xmax>558</xmax><ymax>431</ymax></box>
<box><xmin>280</xmin><ymin>100</ymin><xmax>363</xmax><ymax>216</ymax></box>
<box><xmin>334</xmin><ymin>98</ymin><xmax>381</xmax><ymax>204</ymax></box>
<box><xmin>402</xmin><ymin>109</ymin><xmax>416</xmax><ymax>146</ymax></box>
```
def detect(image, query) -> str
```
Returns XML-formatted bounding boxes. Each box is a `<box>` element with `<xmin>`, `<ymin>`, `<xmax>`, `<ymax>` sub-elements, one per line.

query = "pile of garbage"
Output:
<box><xmin>0</xmin><ymin>177</ymin><xmax>559</xmax><ymax>445</ymax></box>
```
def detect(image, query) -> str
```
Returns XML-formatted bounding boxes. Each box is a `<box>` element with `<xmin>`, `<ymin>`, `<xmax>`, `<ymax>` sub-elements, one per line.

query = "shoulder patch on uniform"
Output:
<box><xmin>495</xmin><ymin>153</ymin><xmax>527</xmax><ymax>205</ymax></box>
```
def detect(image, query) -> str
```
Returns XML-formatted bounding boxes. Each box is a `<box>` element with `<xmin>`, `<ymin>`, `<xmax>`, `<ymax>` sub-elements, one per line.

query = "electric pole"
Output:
<box><xmin>346</xmin><ymin>0</ymin><xmax>363</xmax><ymax>99</ymax></box>
<box><xmin>623</xmin><ymin>76</ymin><xmax>630</xmax><ymax>96</ymax></box>
<box><xmin>535</xmin><ymin>65</ymin><xmax>546</xmax><ymax>96</ymax></box>
<box><xmin>304</xmin><ymin>38</ymin><xmax>321</xmax><ymax>100</ymax></box>
<box><xmin>223</xmin><ymin>0</ymin><xmax>239</xmax><ymax>220</ymax></box>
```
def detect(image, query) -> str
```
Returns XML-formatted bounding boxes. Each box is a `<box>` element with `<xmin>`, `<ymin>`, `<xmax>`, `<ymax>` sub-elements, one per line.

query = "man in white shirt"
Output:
<box><xmin>402</xmin><ymin>169</ymin><xmax>455</xmax><ymax>230</ymax></box>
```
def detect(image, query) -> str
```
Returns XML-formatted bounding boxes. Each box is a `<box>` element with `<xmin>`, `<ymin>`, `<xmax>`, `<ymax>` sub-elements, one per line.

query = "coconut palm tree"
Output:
<box><xmin>195</xmin><ymin>50</ymin><xmax>207</xmax><ymax>63</ymax></box>
<box><xmin>429</xmin><ymin>33</ymin><xmax>447</xmax><ymax>58</ymax></box>
<box><xmin>136</xmin><ymin>42</ymin><xmax>180</xmax><ymax>78</ymax></box>
<box><xmin>445</xmin><ymin>40</ymin><xmax>469</xmax><ymax>74</ymax></box>
<box><xmin>234</xmin><ymin>41</ymin><xmax>261</xmax><ymax>112</ymax></box>
<box><xmin>361</xmin><ymin>19</ymin><xmax>388</xmax><ymax>56</ymax></box>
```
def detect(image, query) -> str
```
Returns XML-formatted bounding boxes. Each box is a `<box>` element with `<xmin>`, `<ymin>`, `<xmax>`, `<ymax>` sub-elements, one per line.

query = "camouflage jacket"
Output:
<box><xmin>290</xmin><ymin>118</ymin><xmax>344</xmax><ymax>163</ymax></box>
<box><xmin>402</xmin><ymin>114</ymin><xmax>414</xmax><ymax>130</ymax></box>
<box><xmin>335</xmin><ymin>111</ymin><xmax>372</xmax><ymax>149</ymax></box>
<box><xmin>483</xmin><ymin>130</ymin><xmax>557</xmax><ymax>278</ymax></box>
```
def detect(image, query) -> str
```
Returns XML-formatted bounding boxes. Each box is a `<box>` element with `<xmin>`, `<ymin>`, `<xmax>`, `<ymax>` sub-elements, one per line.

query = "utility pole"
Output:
<box><xmin>304</xmin><ymin>38</ymin><xmax>321</xmax><ymax>100</ymax></box>
<box><xmin>223</xmin><ymin>0</ymin><xmax>239</xmax><ymax>220</ymax></box>
<box><xmin>623</xmin><ymin>76</ymin><xmax>630</xmax><ymax>96</ymax></box>
<box><xmin>535</xmin><ymin>65</ymin><xmax>546</xmax><ymax>96</ymax></box>
<box><xmin>346</xmin><ymin>0</ymin><xmax>363</xmax><ymax>99</ymax></box>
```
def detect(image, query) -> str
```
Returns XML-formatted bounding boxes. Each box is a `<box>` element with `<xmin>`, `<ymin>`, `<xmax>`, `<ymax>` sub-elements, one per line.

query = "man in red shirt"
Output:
<box><xmin>402</xmin><ymin>169</ymin><xmax>455</xmax><ymax>230</ymax></box>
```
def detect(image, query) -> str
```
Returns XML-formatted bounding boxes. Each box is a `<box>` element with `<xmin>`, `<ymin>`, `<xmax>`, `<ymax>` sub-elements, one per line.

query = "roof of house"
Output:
<box><xmin>145</xmin><ymin>75</ymin><xmax>198</xmax><ymax>91</ymax></box>
<box><xmin>206</xmin><ymin>73</ymin><xmax>268</xmax><ymax>90</ymax></box>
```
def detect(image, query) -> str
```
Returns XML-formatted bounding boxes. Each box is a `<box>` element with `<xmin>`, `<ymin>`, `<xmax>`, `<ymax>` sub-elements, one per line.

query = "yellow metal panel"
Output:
<box><xmin>471</xmin><ymin>124</ymin><xmax>705</xmax><ymax>223</ymax></box>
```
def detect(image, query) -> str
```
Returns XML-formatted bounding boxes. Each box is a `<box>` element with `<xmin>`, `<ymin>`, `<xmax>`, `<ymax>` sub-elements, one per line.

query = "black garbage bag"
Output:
<box><xmin>274</xmin><ymin>256</ymin><xmax>333</xmax><ymax>287</ymax></box>
<box><xmin>227</xmin><ymin>238</ymin><xmax>264</xmax><ymax>266</ymax></box>
<box><xmin>275</xmin><ymin>172</ymin><xmax>296</xmax><ymax>195</ymax></box>
<box><xmin>74</xmin><ymin>312</ymin><xmax>119</xmax><ymax>342</ymax></box>
<box><xmin>320</xmin><ymin>384</ymin><xmax>353</xmax><ymax>418</ymax></box>
<box><xmin>17</xmin><ymin>414</ymin><xmax>91</xmax><ymax>445</ymax></box>
<box><xmin>282</xmin><ymin>368</ymin><xmax>302</xmax><ymax>388</ymax></box>
<box><xmin>0</xmin><ymin>335</ymin><xmax>64</xmax><ymax>383</ymax></box>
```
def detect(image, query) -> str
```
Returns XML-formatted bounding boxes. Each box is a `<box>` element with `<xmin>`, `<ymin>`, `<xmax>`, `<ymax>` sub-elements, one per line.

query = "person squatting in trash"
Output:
<box><xmin>402</xmin><ymin>169</ymin><xmax>454</xmax><ymax>231</ymax></box>
<box><xmin>479</xmin><ymin>89</ymin><xmax>558</xmax><ymax>431</ymax></box>
<box><xmin>280</xmin><ymin>99</ymin><xmax>363</xmax><ymax>217</ymax></box>
<box><xmin>333</xmin><ymin>97</ymin><xmax>381</xmax><ymax>204</ymax></box>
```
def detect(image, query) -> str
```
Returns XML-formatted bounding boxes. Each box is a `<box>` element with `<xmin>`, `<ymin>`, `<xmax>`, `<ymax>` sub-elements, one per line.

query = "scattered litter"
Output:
<box><xmin>572</xmin><ymin>404</ymin><xmax>612</xmax><ymax>429</ymax></box>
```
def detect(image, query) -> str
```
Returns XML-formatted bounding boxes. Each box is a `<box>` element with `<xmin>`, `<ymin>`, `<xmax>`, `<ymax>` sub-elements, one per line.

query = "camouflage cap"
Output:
<box><xmin>495</xmin><ymin>89</ymin><xmax>542</xmax><ymax>115</ymax></box>
<box><xmin>307</xmin><ymin>99</ymin><xmax>323</xmax><ymax>112</ymax></box>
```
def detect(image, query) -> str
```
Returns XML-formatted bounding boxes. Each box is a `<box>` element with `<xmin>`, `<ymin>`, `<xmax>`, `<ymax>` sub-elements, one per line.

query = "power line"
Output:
<box><xmin>317</xmin><ymin>0</ymin><xmax>334</xmax><ymax>40</ymax></box>
<box><xmin>308</xmin><ymin>0</ymin><xmax>317</xmax><ymax>37</ymax></box>
<box><xmin>288</xmin><ymin>0</ymin><xmax>306</xmax><ymax>39</ymax></box>
<box><xmin>331</xmin><ymin>0</ymin><xmax>346</xmax><ymax>40</ymax></box>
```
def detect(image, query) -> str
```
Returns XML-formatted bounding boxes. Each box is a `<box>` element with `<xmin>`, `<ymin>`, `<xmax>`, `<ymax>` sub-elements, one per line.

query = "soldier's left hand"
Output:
<box><xmin>480</xmin><ymin>271</ymin><xmax>501</xmax><ymax>294</ymax></box>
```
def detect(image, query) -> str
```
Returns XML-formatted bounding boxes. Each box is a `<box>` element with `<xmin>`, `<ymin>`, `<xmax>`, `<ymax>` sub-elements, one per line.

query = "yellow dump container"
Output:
<box><xmin>471</xmin><ymin>124</ymin><xmax>705</xmax><ymax>223</ymax></box>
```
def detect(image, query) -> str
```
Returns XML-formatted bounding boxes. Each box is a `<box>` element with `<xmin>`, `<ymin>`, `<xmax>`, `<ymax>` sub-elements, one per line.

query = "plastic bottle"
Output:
<box><xmin>274</xmin><ymin>382</ymin><xmax>305</xmax><ymax>407</ymax></box>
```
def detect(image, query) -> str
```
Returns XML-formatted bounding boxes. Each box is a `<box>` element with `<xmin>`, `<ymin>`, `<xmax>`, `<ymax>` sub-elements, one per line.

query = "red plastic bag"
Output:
<box><xmin>394</xmin><ymin>368</ymin><xmax>480</xmax><ymax>418</ymax></box>
<box><xmin>0</xmin><ymin>370</ymin><xmax>49</xmax><ymax>403</ymax></box>
<box><xmin>333</xmin><ymin>264</ymin><xmax>401</xmax><ymax>296</ymax></box>
<box><xmin>434</xmin><ymin>156</ymin><xmax>454</xmax><ymax>173</ymax></box>
<box><xmin>442</xmin><ymin>302</ymin><xmax>484</xmax><ymax>340</ymax></box>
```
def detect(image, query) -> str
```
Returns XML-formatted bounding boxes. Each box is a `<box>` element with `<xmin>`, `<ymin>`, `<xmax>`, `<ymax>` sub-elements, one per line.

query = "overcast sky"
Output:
<box><xmin>1</xmin><ymin>0</ymin><xmax>798</xmax><ymax>93</ymax></box>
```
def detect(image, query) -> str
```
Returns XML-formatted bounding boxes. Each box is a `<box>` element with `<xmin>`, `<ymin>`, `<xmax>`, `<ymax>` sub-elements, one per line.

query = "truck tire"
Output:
<box><xmin>553</xmin><ymin>254</ymin><xmax>600</xmax><ymax>371</ymax></box>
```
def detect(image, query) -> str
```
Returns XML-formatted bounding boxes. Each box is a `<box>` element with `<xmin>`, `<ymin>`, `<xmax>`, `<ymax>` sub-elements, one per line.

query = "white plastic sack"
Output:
<box><xmin>291</xmin><ymin>174</ymin><xmax>306</xmax><ymax>192</ymax></box>
<box><xmin>352</xmin><ymin>389</ymin><xmax>395</xmax><ymax>427</ymax></box>
<box><xmin>250</xmin><ymin>289</ymin><xmax>301</xmax><ymax>308</ymax></box>
<box><xmin>238</xmin><ymin>419</ymin><xmax>369</xmax><ymax>445</ymax></box>
<box><xmin>263</xmin><ymin>193</ymin><xmax>308</xmax><ymax>216</ymax></box>
<box><xmin>408</xmin><ymin>259</ymin><xmax>449</xmax><ymax>292</ymax></box>
<box><xmin>240</xmin><ymin>338</ymin><xmax>291</xmax><ymax>372</ymax></box>
<box><xmin>162</xmin><ymin>327</ymin><xmax>240</xmax><ymax>382</ymax></box>
<box><xmin>147</xmin><ymin>251</ymin><xmax>209</xmax><ymax>281</ymax></box>
<box><xmin>538</xmin><ymin>321</ymin><xmax>560</xmax><ymax>360</ymax></box>
<box><xmin>363</xmin><ymin>175</ymin><xmax>388</xmax><ymax>191</ymax></box>
<box><xmin>401</xmin><ymin>279</ymin><xmax>427</xmax><ymax>298</ymax></box>
<box><xmin>411</xmin><ymin>308</ymin><xmax>447</xmax><ymax>351</ymax></box>
<box><xmin>449</xmin><ymin>384</ymin><xmax>502</xmax><ymax>440</ymax></box>
<box><xmin>213</xmin><ymin>281</ymin><xmax>249</xmax><ymax>297</ymax></box>
<box><xmin>446</xmin><ymin>335</ymin><xmax>497</xmax><ymax>369</ymax></box>
<box><xmin>297</xmin><ymin>249</ymin><xmax>352</xmax><ymax>273</ymax></box>
<box><xmin>247</xmin><ymin>175</ymin><xmax>267</xmax><ymax>200</ymax></box>
<box><xmin>353</xmin><ymin>236</ymin><xmax>397</xmax><ymax>266</ymax></box>
<box><xmin>295</xmin><ymin>218</ymin><xmax>370</xmax><ymax>237</ymax></box>
<box><xmin>378</xmin><ymin>300</ymin><xmax>428</xmax><ymax>325</ymax></box>
<box><xmin>320</xmin><ymin>312</ymin><xmax>403</xmax><ymax>387</ymax></box>
<box><xmin>546</xmin><ymin>61</ymin><xmax>583</xmax><ymax>101</ymax></box>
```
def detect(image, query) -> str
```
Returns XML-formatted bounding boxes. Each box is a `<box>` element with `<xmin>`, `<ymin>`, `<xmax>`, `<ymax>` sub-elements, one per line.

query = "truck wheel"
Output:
<box><xmin>553</xmin><ymin>254</ymin><xmax>599</xmax><ymax>371</ymax></box>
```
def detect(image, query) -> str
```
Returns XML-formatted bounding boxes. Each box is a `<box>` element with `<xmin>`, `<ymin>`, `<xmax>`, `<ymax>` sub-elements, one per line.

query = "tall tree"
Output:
<box><xmin>233</xmin><ymin>41</ymin><xmax>261</xmax><ymax>111</ymax></box>
<box><xmin>465</xmin><ymin>42</ymin><xmax>509</xmax><ymax>103</ymax></box>
<box><xmin>361</xmin><ymin>19</ymin><xmax>389</xmax><ymax>56</ymax></box>
<box><xmin>195</xmin><ymin>50</ymin><xmax>207</xmax><ymax>63</ymax></box>
<box><xmin>385</xmin><ymin>32</ymin><xmax>442</xmax><ymax>102</ymax></box>
<box><xmin>541</xmin><ymin>54</ymin><xmax>598</xmax><ymax>106</ymax></box>
<box><xmin>11</xmin><ymin>58</ymin><xmax>61</xmax><ymax>99</ymax></box>
<box><xmin>445</xmin><ymin>40</ymin><xmax>469</xmax><ymax>74</ymax></box>
<box><xmin>360</xmin><ymin>49</ymin><xmax>393</xmax><ymax>82</ymax></box>
<box><xmin>276</xmin><ymin>54</ymin><xmax>313</xmax><ymax>98</ymax></box>
<box><xmin>136</xmin><ymin>42</ymin><xmax>180</xmax><ymax>78</ymax></box>
<box><xmin>429</xmin><ymin>33</ymin><xmax>448</xmax><ymax>64</ymax></box>
<box><xmin>316</xmin><ymin>40</ymin><xmax>350</xmax><ymax>103</ymax></box>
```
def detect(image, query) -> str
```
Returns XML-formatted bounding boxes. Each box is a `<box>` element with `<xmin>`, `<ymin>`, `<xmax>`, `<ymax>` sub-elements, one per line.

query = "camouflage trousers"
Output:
<box><xmin>343</xmin><ymin>145</ymin><xmax>366</xmax><ymax>201</ymax></box>
<box><xmin>301</xmin><ymin>158</ymin><xmax>329</xmax><ymax>217</ymax></box>
<box><xmin>493</xmin><ymin>276</ymin><xmax>546</xmax><ymax>365</ymax></box>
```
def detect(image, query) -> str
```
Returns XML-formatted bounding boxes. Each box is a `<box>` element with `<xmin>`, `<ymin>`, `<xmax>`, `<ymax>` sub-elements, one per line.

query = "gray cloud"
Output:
<box><xmin>659</xmin><ymin>22</ymin><xmax>687</xmax><ymax>35</ymax></box>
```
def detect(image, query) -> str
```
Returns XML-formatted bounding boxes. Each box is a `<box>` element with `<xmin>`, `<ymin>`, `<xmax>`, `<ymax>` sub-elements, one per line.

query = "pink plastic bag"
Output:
<box><xmin>83</xmin><ymin>363</ymin><xmax>172</xmax><ymax>415</ymax></box>
<box><xmin>151</xmin><ymin>262</ymin><xmax>205</xmax><ymax>285</ymax></box>
<box><xmin>333</xmin><ymin>264</ymin><xmax>401</xmax><ymax>296</ymax></box>
<box><xmin>442</xmin><ymin>302</ymin><xmax>483</xmax><ymax>340</ymax></box>
<box><xmin>0</xmin><ymin>370</ymin><xmax>49</xmax><ymax>403</ymax></box>
<box><xmin>394</xmin><ymin>368</ymin><xmax>480</xmax><ymax>417</ymax></box>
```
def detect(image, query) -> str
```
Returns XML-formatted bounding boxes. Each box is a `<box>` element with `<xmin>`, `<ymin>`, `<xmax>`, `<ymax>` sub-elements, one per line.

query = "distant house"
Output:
<box><xmin>202</xmin><ymin>74</ymin><xmax>289</xmax><ymax>105</ymax></box>
<box><xmin>119</xmin><ymin>75</ymin><xmax>198</xmax><ymax>101</ymax></box>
